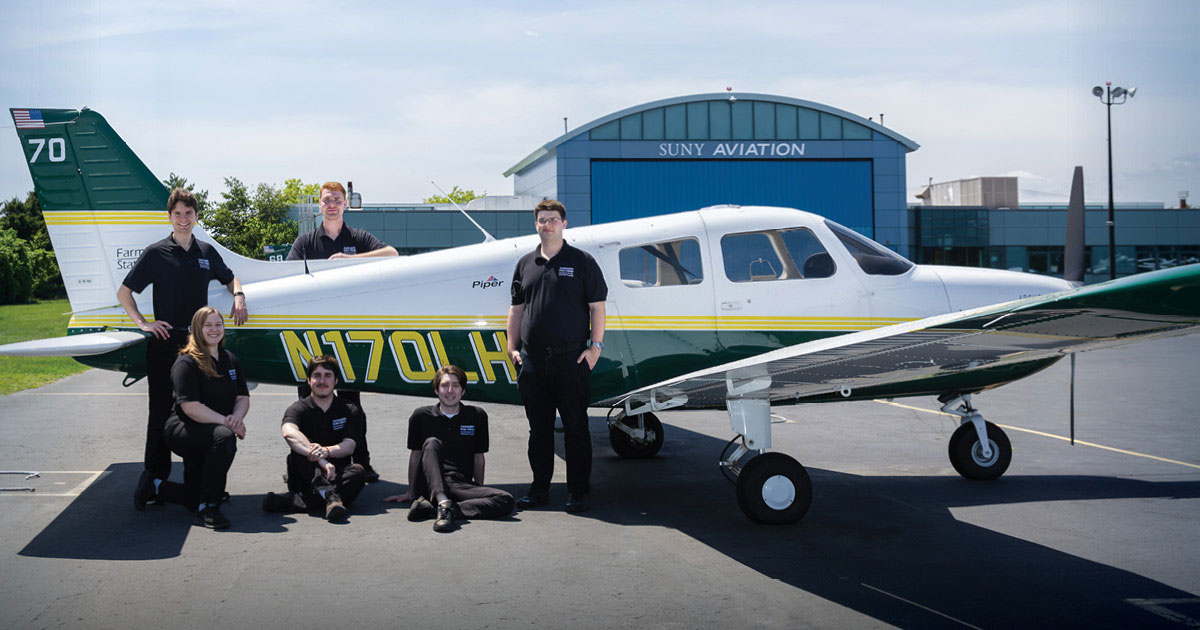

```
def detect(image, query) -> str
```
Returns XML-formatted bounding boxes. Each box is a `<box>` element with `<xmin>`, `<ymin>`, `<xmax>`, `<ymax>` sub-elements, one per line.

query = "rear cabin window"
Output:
<box><xmin>619</xmin><ymin>238</ymin><xmax>704</xmax><ymax>288</ymax></box>
<box><xmin>824</xmin><ymin>220</ymin><xmax>913</xmax><ymax>276</ymax></box>
<box><xmin>720</xmin><ymin>228</ymin><xmax>836</xmax><ymax>282</ymax></box>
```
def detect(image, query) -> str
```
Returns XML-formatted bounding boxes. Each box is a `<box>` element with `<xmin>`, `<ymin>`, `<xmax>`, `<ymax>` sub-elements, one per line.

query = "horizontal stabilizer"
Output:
<box><xmin>0</xmin><ymin>331</ymin><xmax>147</xmax><ymax>357</ymax></box>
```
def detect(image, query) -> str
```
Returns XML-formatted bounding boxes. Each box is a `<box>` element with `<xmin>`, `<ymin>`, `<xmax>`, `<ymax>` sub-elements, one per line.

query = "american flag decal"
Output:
<box><xmin>13</xmin><ymin>109</ymin><xmax>45</xmax><ymax>129</ymax></box>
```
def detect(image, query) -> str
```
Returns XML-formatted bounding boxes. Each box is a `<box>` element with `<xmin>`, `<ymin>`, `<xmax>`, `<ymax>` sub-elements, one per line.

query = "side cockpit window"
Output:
<box><xmin>720</xmin><ymin>227</ymin><xmax>836</xmax><ymax>283</ymax></box>
<box><xmin>619</xmin><ymin>237</ymin><xmax>703</xmax><ymax>288</ymax></box>
<box><xmin>824</xmin><ymin>219</ymin><xmax>913</xmax><ymax>276</ymax></box>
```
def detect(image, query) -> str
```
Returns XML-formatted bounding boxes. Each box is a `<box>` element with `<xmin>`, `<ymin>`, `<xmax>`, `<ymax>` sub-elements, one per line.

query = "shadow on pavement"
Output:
<box><xmin>19</xmin><ymin>462</ymin><xmax>291</xmax><ymax>560</ymax></box>
<box><xmin>559</xmin><ymin>417</ymin><xmax>1200</xmax><ymax>629</ymax></box>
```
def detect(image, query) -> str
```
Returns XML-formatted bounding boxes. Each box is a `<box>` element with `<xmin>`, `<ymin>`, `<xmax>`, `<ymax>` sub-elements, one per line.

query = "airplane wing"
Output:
<box><xmin>0</xmin><ymin>331</ymin><xmax>147</xmax><ymax>357</ymax></box>
<box><xmin>600</xmin><ymin>264</ymin><xmax>1200</xmax><ymax>410</ymax></box>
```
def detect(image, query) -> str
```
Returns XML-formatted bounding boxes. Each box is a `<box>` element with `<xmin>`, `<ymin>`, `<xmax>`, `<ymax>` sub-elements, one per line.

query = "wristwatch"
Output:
<box><xmin>588</xmin><ymin>340</ymin><xmax>604</xmax><ymax>350</ymax></box>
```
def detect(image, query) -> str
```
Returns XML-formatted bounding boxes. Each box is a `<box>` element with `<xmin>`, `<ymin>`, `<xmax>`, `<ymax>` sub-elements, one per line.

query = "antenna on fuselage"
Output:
<box><xmin>431</xmin><ymin>181</ymin><xmax>496</xmax><ymax>243</ymax></box>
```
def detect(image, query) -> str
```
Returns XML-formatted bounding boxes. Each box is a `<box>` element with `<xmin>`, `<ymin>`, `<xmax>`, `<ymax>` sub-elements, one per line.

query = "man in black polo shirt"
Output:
<box><xmin>262</xmin><ymin>355</ymin><xmax>367</xmax><ymax>522</ymax></box>
<box><xmin>383</xmin><ymin>365</ymin><xmax>514</xmax><ymax>532</ymax></box>
<box><xmin>286</xmin><ymin>181</ymin><xmax>396</xmax><ymax>482</ymax></box>
<box><xmin>506</xmin><ymin>199</ymin><xmax>607</xmax><ymax>513</ymax></box>
<box><xmin>118</xmin><ymin>188</ymin><xmax>248</xmax><ymax>500</ymax></box>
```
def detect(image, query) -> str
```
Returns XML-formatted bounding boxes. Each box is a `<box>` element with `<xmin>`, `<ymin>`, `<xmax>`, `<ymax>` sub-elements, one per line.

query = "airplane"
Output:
<box><xmin>4</xmin><ymin>107</ymin><xmax>1199</xmax><ymax>524</ymax></box>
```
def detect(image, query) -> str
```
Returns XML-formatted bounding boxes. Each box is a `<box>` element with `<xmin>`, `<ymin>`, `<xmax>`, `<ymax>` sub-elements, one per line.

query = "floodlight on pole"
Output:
<box><xmin>1092</xmin><ymin>81</ymin><xmax>1136</xmax><ymax>280</ymax></box>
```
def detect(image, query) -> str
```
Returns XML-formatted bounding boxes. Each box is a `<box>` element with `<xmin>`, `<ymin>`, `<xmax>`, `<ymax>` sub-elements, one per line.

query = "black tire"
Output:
<box><xmin>735</xmin><ymin>452</ymin><xmax>812</xmax><ymax>525</ymax></box>
<box><xmin>948</xmin><ymin>421</ymin><xmax>1012</xmax><ymax>480</ymax></box>
<box><xmin>609</xmin><ymin>413</ymin><xmax>665</xmax><ymax>459</ymax></box>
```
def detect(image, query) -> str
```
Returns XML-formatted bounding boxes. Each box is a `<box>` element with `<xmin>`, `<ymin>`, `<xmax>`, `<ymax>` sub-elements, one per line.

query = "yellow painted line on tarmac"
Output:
<box><xmin>873</xmin><ymin>399</ymin><xmax>1200</xmax><ymax>471</ymax></box>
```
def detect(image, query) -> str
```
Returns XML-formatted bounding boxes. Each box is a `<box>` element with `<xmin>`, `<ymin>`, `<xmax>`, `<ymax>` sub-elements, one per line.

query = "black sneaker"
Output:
<box><xmin>363</xmin><ymin>465</ymin><xmax>381</xmax><ymax>484</ymax></box>
<box><xmin>516</xmin><ymin>492</ymin><xmax>549</xmax><ymax>509</ymax></box>
<box><xmin>433</xmin><ymin>500</ymin><xmax>456</xmax><ymax>533</ymax></box>
<box><xmin>407</xmin><ymin>496</ymin><xmax>436</xmax><ymax>522</ymax></box>
<box><xmin>262</xmin><ymin>491</ymin><xmax>297</xmax><ymax>513</ymax></box>
<box><xmin>133</xmin><ymin>471</ymin><xmax>159</xmax><ymax>511</ymax></box>
<box><xmin>195</xmin><ymin>504</ymin><xmax>230</xmax><ymax>529</ymax></box>
<box><xmin>565</xmin><ymin>492</ymin><xmax>589</xmax><ymax>513</ymax></box>
<box><xmin>325</xmin><ymin>492</ymin><xmax>348</xmax><ymax>522</ymax></box>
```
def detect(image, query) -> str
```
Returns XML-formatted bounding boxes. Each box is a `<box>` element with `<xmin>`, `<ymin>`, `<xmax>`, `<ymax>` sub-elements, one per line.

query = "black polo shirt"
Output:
<box><xmin>171</xmin><ymin>349</ymin><xmax>248</xmax><ymax>420</ymax></box>
<box><xmin>122</xmin><ymin>235</ymin><xmax>234</xmax><ymax>328</ymax></box>
<box><xmin>286</xmin><ymin>222</ymin><xmax>385</xmax><ymax>260</ymax></box>
<box><xmin>407</xmin><ymin>404</ymin><xmax>488</xmax><ymax>480</ymax></box>
<box><xmin>282</xmin><ymin>395</ymin><xmax>365</xmax><ymax>454</ymax></box>
<box><xmin>510</xmin><ymin>241</ymin><xmax>607</xmax><ymax>349</ymax></box>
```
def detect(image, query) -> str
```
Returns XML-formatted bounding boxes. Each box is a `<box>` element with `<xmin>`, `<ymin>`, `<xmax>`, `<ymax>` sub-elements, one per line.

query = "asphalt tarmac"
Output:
<box><xmin>1</xmin><ymin>335</ymin><xmax>1198</xmax><ymax>630</ymax></box>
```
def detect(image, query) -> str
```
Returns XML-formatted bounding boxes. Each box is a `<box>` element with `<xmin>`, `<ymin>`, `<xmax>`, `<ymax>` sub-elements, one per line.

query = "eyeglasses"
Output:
<box><xmin>536</xmin><ymin>217</ymin><xmax>562</xmax><ymax>225</ymax></box>
<box><xmin>319</xmin><ymin>197</ymin><xmax>345</xmax><ymax>207</ymax></box>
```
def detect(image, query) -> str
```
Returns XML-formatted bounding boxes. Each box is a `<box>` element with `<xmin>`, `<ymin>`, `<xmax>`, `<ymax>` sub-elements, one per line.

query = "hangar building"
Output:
<box><xmin>504</xmin><ymin>92</ymin><xmax>918</xmax><ymax>254</ymax></box>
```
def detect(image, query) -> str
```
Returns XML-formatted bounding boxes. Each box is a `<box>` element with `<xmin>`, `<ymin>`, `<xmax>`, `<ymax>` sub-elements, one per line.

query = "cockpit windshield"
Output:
<box><xmin>824</xmin><ymin>220</ymin><xmax>913</xmax><ymax>276</ymax></box>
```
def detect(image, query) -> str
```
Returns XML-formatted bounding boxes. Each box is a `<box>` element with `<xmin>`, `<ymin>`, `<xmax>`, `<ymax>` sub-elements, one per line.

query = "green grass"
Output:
<box><xmin>0</xmin><ymin>299</ymin><xmax>89</xmax><ymax>395</ymax></box>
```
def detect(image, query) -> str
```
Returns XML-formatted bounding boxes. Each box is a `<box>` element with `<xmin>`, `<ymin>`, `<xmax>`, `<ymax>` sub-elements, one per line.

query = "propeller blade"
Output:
<box><xmin>1064</xmin><ymin>166</ymin><xmax>1086</xmax><ymax>284</ymax></box>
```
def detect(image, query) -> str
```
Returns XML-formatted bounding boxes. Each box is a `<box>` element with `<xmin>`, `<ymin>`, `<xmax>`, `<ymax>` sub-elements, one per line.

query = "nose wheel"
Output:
<box><xmin>607</xmin><ymin>411</ymin><xmax>665</xmax><ymax>459</ymax></box>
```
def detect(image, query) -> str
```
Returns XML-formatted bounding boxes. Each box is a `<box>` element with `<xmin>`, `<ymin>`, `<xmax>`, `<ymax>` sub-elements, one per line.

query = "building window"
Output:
<box><xmin>843</xmin><ymin>120</ymin><xmax>872</xmax><ymax>140</ymax></box>
<box><xmin>643</xmin><ymin>107</ymin><xmax>664</xmax><ymax>140</ymax></box>
<box><xmin>731</xmin><ymin>101</ymin><xmax>753</xmax><ymax>140</ymax></box>
<box><xmin>754</xmin><ymin>101</ymin><xmax>775</xmax><ymax>140</ymax></box>
<box><xmin>591</xmin><ymin>119</ymin><xmax>619</xmax><ymax>140</ymax></box>
<box><xmin>720</xmin><ymin>227</ymin><xmax>836</xmax><ymax>282</ymax></box>
<box><xmin>709</xmin><ymin>101</ymin><xmax>731</xmax><ymax>139</ymax></box>
<box><xmin>620</xmin><ymin>112</ymin><xmax>642</xmax><ymax>140</ymax></box>
<box><xmin>619</xmin><ymin>238</ymin><xmax>703</xmax><ymax>287</ymax></box>
<box><xmin>665</xmin><ymin>104</ymin><xmax>687</xmax><ymax>139</ymax></box>
<box><xmin>776</xmin><ymin>104</ymin><xmax>798</xmax><ymax>139</ymax></box>
<box><xmin>820</xmin><ymin>113</ymin><xmax>842</xmax><ymax>140</ymax></box>
<box><xmin>687</xmin><ymin>102</ymin><xmax>708</xmax><ymax>140</ymax></box>
<box><xmin>798</xmin><ymin>108</ymin><xmax>820</xmax><ymax>139</ymax></box>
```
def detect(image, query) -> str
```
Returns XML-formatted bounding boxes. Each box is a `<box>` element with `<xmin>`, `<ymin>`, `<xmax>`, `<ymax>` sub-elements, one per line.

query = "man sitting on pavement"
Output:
<box><xmin>263</xmin><ymin>355</ymin><xmax>367</xmax><ymax>522</ymax></box>
<box><xmin>383</xmin><ymin>365</ymin><xmax>514</xmax><ymax>532</ymax></box>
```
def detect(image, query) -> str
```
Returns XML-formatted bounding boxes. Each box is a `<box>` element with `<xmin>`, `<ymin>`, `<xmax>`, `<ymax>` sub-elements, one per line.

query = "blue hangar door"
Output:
<box><xmin>591</xmin><ymin>160</ymin><xmax>875</xmax><ymax>236</ymax></box>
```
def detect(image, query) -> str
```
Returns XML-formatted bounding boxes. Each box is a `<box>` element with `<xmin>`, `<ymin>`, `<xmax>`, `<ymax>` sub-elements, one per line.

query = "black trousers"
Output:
<box><xmin>517</xmin><ymin>349</ymin><xmax>593</xmax><ymax>495</ymax></box>
<box><xmin>283</xmin><ymin>454</ymin><xmax>366</xmax><ymax>511</ymax></box>
<box><xmin>145</xmin><ymin>331</ymin><xmax>188</xmax><ymax>478</ymax></box>
<box><xmin>296</xmin><ymin>386</ymin><xmax>372</xmax><ymax>468</ymax></box>
<box><xmin>160</xmin><ymin>416</ymin><xmax>237</xmax><ymax>509</ymax></box>
<box><xmin>413</xmin><ymin>437</ymin><xmax>513</xmax><ymax>519</ymax></box>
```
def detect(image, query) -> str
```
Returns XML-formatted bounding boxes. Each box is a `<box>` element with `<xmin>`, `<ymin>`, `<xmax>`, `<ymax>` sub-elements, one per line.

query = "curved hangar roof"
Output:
<box><xmin>504</xmin><ymin>92</ymin><xmax>919</xmax><ymax>177</ymax></box>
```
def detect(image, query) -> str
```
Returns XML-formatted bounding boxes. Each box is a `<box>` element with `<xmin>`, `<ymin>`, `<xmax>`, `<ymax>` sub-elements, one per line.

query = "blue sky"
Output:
<box><xmin>1</xmin><ymin>0</ymin><xmax>1197</xmax><ymax>207</ymax></box>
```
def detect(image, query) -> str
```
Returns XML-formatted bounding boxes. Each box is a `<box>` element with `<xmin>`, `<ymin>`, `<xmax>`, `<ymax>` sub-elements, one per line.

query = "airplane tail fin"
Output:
<box><xmin>10</xmin><ymin>107</ymin><xmax>308</xmax><ymax>326</ymax></box>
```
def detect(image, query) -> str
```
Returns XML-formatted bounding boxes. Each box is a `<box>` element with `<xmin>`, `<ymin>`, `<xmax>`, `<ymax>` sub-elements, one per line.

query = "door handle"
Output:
<box><xmin>721</xmin><ymin>301</ymin><xmax>742</xmax><ymax>310</ymax></box>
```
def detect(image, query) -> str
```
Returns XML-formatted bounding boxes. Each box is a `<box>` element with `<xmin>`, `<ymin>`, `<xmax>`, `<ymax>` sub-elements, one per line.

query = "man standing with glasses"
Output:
<box><xmin>286</xmin><ymin>181</ymin><xmax>397</xmax><ymax>482</ymax></box>
<box><xmin>506</xmin><ymin>199</ymin><xmax>607</xmax><ymax>513</ymax></box>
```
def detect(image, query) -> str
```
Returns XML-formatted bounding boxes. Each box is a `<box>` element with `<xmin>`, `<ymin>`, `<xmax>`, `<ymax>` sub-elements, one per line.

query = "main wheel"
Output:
<box><xmin>609</xmin><ymin>412</ymin><xmax>664</xmax><ymax>459</ymax></box>
<box><xmin>948</xmin><ymin>421</ymin><xmax>1012</xmax><ymax>480</ymax></box>
<box><xmin>735</xmin><ymin>452</ymin><xmax>812</xmax><ymax>524</ymax></box>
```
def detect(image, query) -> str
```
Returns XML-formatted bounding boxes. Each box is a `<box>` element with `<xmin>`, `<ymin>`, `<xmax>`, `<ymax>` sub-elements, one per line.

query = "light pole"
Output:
<box><xmin>1092</xmin><ymin>82</ymin><xmax>1136</xmax><ymax>280</ymax></box>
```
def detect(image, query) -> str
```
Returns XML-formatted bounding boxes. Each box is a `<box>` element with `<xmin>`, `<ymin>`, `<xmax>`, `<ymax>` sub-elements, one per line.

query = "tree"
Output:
<box><xmin>282</xmin><ymin>178</ymin><xmax>320</xmax><ymax>204</ymax></box>
<box><xmin>161</xmin><ymin>173</ymin><xmax>211</xmax><ymax>213</ymax></box>
<box><xmin>0</xmin><ymin>192</ymin><xmax>49</xmax><ymax>250</ymax></box>
<box><xmin>0</xmin><ymin>227</ymin><xmax>34</xmax><ymax>304</ymax></box>
<box><xmin>201</xmin><ymin>177</ymin><xmax>299</xmax><ymax>258</ymax></box>
<box><xmin>422</xmin><ymin>186</ymin><xmax>484</xmax><ymax>205</ymax></box>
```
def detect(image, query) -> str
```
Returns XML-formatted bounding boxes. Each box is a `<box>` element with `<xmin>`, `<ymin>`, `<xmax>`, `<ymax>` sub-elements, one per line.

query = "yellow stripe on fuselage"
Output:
<box><xmin>69</xmin><ymin>314</ymin><xmax>917</xmax><ymax>332</ymax></box>
<box><xmin>44</xmin><ymin>211</ymin><xmax>170</xmax><ymax>226</ymax></box>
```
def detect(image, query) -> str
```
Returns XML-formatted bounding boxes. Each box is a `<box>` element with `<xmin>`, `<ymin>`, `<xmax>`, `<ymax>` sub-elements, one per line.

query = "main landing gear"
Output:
<box><xmin>719</xmin><ymin>395</ymin><xmax>812</xmax><ymax>525</ymax></box>
<box><xmin>939</xmin><ymin>394</ymin><xmax>1012</xmax><ymax>480</ymax></box>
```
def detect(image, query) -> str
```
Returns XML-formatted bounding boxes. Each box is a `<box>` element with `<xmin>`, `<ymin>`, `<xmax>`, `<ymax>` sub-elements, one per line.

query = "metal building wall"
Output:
<box><xmin>590</xmin><ymin>160</ymin><xmax>875</xmax><ymax>236</ymax></box>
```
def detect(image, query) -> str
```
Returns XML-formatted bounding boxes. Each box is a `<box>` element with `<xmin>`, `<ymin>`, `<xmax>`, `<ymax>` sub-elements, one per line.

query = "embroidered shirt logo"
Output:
<box><xmin>558</xmin><ymin>267</ymin><xmax>574</xmax><ymax>278</ymax></box>
<box><xmin>343</xmin><ymin>246</ymin><xmax>357</xmax><ymax>255</ymax></box>
<box><xmin>228</xmin><ymin>369</ymin><xmax>237</xmax><ymax>380</ymax></box>
<box><xmin>332</xmin><ymin>417</ymin><xmax>347</xmax><ymax>431</ymax></box>
<box><xmin>198</xmin><ymin>258</ymin><xmax>210</xmax><ymax>270</ymax></box>
<box><xmin>460</xmin><ymin>425</ymin><xmax>475</xmax><ymax>436</ymax></box>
